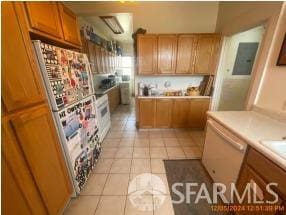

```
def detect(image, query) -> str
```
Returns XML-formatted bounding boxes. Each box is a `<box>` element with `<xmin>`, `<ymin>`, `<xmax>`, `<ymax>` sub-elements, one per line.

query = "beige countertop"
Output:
<box><xmin>207</xmin><ymin>111</ymin><xmax>286</xmax><ymax>170</ymax></box>
<box><xmin>136</xmin><ymin>95</ymin><xmax>211</xmax><ymax>99</ymax></box>
<box><xmin>94</xmin><ymin>84</ymin><xmax>119</xmax><ymax>95</ymax></box>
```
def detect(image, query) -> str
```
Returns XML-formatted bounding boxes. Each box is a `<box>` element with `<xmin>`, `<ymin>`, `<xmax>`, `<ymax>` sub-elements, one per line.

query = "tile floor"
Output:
<box><xmin>64</xmin><ymin>100</ymin><xmax>206</xmax><ymax>215</ymax></box>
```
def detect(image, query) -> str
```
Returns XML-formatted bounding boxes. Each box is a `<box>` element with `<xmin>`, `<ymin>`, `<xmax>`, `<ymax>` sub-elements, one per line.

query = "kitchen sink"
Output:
<box><xmin>260</xmin><ymin>140</ymin><xmax>286</xmax><ymax>160</ymax></box>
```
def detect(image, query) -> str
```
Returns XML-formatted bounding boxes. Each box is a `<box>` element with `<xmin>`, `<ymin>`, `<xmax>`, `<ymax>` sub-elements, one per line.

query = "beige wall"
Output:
<box><xmin>256</xmin><ymin>3</ymin><xmax>286</xmax><ymax>113</ymax></box>
<box><xmin>216</xmin><ymin>2</ymin><xmax>282</xmax><ymax>35</ymax></box>
<box><xmin>66</xmin><ymin>2</ymin><xmax>219</xmax><ymax>34</ymax></box>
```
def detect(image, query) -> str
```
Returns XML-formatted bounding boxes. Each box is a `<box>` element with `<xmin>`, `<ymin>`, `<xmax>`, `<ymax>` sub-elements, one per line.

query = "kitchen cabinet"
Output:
<box><xmin>176</xmin><ymin>34</ymin><xmax>197</xmax><ymax>74</ymax></box>
<box><xmin>10</xmin><ymin>105</ymin><xmax>72</xmax><ymax>215</ymax></box>
<box><xmin>2</xmin><ymin>3</ymin><xmax>72</xmax><ymax>214</ymax></box>
<box><xmin>58</xmin><ymin>3</ymin><xmax>81</xmax><ymax>46</ymax></box>
<box><xmin>194</xmin><ymin>34</ymin><xmax>221</xmax><ymax>75</ymax></box>
<box><xmin>87</xmin><ymin>41</ymin><xmax>97</xmax><ymax>73</ymax></box>
<box><xmin>139</xmin><ymin>99</ymin><xmax>155</xmax><ymax>128</ymax></box>
<box><xmin>189</xmin><ymin>98</ymin><xmax>210</xmax><ymax>128</ymax></box>
<box><xmin>235</xmin><ymin>148</ymin><xmax>286</xmax><ymax>215</ymax></box>
<box><xmin>172</xmin><ymin>99</ymin><xmax>190</xmax><ymax>128</ymax></box>
<box><xmin>157</xmin><ymin>35</ymin><xmax>177</xmax><ymax>74</ymax></box>
<box><xmin>95</xmin><ymin>45</ymin><xmax>103</xmax><ymax>73</ymax></box>
<box><xmin>137</xmin><ymin>97</ymin><xmax>210</xmax><ymax>129</ymax></box>
<box><xmin>22</xmin><ymin>2</ymin><xmax>81</xmax><ymax>48</ymax></box>
<box><xmin>24</xmin><ymin>2</ymin><xmax>63</xmax><ymax>39</ymax></box>
<box><xmin>2</xmin><ymin>118</ymin><xmax>47</xmax><ymax>215</ymax></box>
<box><xmin>107</xmin><ymin>86</ymin><xmax>121</xmax><ymax>113</ymax></box>
<box><xmin>136</xmin><ymin>33</ymin><xmax>221</xmax><ymax>75</ymax></box>
<box><xmin>155</xmin><ymin>99</ymin><xmax>173</xmax><ymax>128</ymax></box>
<box><xmin>137</xmin><ymin>34</ymin><xmax>158</xmax><ymax>75</ymax></box>
<box><xmin>2</xmin><ymin>2</ymin><xmax>45</xmax><ymax>113</ymax></box>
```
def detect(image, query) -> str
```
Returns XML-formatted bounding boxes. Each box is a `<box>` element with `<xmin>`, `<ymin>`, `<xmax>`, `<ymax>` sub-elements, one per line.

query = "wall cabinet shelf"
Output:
<box><xmin>137</xmin><ymin>33</ymin><xmax>221</xmax><ymax>75</ymax></box>
<box><xmin>23</xmin><ymin>2</ymin><xmax>81</xmax><ymax>48</ymax></box>
<box><xmin>81</xmin><ymin>37</ymin><xmax>119</xmax><ymax>74</ymax></box>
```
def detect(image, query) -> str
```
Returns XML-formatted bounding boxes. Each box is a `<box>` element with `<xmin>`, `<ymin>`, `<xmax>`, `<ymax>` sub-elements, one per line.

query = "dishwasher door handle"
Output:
<box><xmin>208</xmin><ymin>121</ymin><xmax>245</xmax><ymax>151</ymax></box>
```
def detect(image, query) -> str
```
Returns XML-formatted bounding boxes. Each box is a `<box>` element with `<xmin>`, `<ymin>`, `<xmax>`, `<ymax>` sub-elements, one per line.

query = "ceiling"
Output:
<box><xmin>65</xmin><ymin>1</ymin><xmax>219</xmax><ymax>44</ymax></box>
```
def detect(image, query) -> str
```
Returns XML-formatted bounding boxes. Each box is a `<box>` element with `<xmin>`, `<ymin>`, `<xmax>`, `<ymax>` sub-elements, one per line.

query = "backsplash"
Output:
<box><xmin>92</xmin><ymin>74</ymin><xmax>110</xmax><ymax>90</ymax></box>
<box><xmin>135</xmin><ymin>76</ymin><xmax>204</xmax><ymax>95</ymax></box>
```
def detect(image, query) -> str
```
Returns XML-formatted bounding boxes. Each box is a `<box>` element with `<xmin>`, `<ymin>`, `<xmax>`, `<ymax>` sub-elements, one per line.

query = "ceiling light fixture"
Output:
<box><xmin>100</xmin><ymin>16</ymin><xmax>124</xmax><ymax>34</ymax></box>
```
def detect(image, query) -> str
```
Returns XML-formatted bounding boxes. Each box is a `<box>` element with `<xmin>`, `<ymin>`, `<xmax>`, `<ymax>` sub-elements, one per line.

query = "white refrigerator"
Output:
<box><xmin>33</xmin><ymin>41</ymin><xmax>101</xmax><ymax>194</ymax></box>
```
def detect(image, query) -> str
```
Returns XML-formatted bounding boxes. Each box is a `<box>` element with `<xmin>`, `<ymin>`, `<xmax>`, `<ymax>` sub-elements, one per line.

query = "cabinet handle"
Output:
<box><xmin>208</xmin><ymin>120</ymin><xmax>245</xmax><ymax>151</ymax></box>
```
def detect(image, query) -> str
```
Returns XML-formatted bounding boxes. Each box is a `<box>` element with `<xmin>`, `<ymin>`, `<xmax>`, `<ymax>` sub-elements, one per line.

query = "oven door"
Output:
<box><xmin>98</xmin><ymin>100</ymin><xmax>110</xmax><ymax>129</ymax></box>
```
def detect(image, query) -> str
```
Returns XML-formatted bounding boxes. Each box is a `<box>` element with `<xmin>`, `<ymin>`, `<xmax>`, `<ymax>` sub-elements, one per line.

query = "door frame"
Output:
<box><xmin>211</xmin><ymin>13</ymin><xmax>281</xmax><ymax>111</ymax></box>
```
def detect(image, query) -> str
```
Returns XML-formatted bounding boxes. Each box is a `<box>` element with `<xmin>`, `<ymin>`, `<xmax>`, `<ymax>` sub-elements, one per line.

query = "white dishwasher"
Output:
<box><xmin>202</xmin><ymin>119</ymin><xmax>247</xmax><ymax>201</ymax></box>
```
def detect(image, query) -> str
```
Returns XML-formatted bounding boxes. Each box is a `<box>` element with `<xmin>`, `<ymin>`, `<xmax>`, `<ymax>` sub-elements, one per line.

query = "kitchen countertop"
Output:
<box><xmin>136</xmin><ymin>95</ymin><xmax>211</xmax><ymax>99</ymax></box>
<box><xmin>207</xmin><ymin>111</ymin><xmax>286</xmax><ymax>170</ymax></box>
<box><xmin>94</xmin><ymin>84</ymin><xmax>119</xmax><ymax>95</ymax></box>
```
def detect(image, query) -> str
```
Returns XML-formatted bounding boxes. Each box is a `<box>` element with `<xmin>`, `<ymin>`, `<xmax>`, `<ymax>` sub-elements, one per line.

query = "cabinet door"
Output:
<box><xmin>172</xmin><ymin>99</ymin><xmax>190</xmax><ymax>128</ymax></box>
<box><xmin>139</xmin><ymin>99</ymin><xmax>155</xmax><ymax>128</ymax></box>
<box><xmin>137</xmin><ymin>34</ymin><xmax>158</xmax><ymax>75</ymax></box>
<box><xmin>87</xmin><ymin>41</ymin><xmax>97</xmax><ymax>73</ymax></box>
<box><xmin>2</xmin><ymin>118</ymin><xmax>47</xmax><ymax>215</ymax></box>
<box><xmin>158</xmin><ymin>35</ymin><xmax>177</xmax><ymax>74</ymax></box>
<box><xmin>25</xmin><ymin>2</ymin><xmax>63</xmax><ymax>38</ymax></box>
<box><xmin>155</xmin><ymin>99</ymin><xmax>173</xmax><ymax>128</ymax></box>
<box><xmin>189</xmin><ymin>99</ymin><xmax>210</xmax><ymax>129</ymax></box>
<box><xmin>236</xmin><ymin>165</ymin><xmax>283</xmax><ymax>215</ymax></box>
<box><xmin>10</xmin><ymin>105</ymin><xmax>72</xmax><ymax>215</ymax></box>
<box><xmin>2</xmin><ymin>2</ymin><xmax>45</xmax><ymax>113</ymax></box>
<box><xmin>176</xmin><ymin>35</ymin><xmax>198</xmax><ymax>74</ymax></box>
<box><xmin>58</xmin><ymin>4</ymin><xmax>81</xmax><ymax>46</ymax></box>
<box><xmin>95</xmin><ymin>45</ymin><xmax>103</xmax><ymax>73</ymax></box>
<box><xmin>194</xmin><ymin>34</ymin><xmax>221</xmax><ymax>74</ymax></box>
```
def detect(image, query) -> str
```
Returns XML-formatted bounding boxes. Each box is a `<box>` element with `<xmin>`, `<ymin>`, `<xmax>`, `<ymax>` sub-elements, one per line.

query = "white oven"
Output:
<box><xmin>95</xmin><ymin>94</ymin><xmax>111</xmax><ymax>142</ymax></box>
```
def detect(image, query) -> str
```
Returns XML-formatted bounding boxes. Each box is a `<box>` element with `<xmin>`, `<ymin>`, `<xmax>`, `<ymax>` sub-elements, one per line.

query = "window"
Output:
<box><xmin>120</xmin><ymin>56</ymin><xmax>133</xmax><ymax>76</ymax></box>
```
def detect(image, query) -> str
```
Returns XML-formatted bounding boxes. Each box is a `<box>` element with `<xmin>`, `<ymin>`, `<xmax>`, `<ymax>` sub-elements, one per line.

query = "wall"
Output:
<box><xmin>216</xmin><ymin>2</ymin><xmax>282</xmax><ymax>36</ymax></box>
<box><xmin>217</xmin><ymin>26</ymin><xmax>265</xmax><ymax>110</ymax></box>
<box><xmin>256</xmin><ymin>3</ymin><xmax>286</xmax><ymax>113</ymax></box>
<box><xmin>66</xmin><ymin>2</ymin><xmax>219</xmax><ymax>34</ymax></box>
<box><xmin>77</xmin><ymin>17</ymin><xmax>111</xmax><ymax>41</ymax></box>
<box><xmin>215</xmin><ymin>1</ymin><xmax>283</xmax><ymax>111</ymax></box>
<box><xmin>135</xmin><ymin>76</ymin><xmax>203</xmax><ymax>96</ymax></box>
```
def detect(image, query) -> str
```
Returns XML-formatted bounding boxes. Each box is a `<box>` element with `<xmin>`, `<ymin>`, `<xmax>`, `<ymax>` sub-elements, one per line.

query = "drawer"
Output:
<box><xmin>247</xmin><ymin>148</ymin><xmax>286</xmax><ymax>197</ymax></box>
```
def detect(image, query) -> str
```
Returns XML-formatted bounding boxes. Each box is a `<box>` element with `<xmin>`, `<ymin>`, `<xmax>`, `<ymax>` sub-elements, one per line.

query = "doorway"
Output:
<box><xmin>213</xmin><ymin>25</ymin><xmax>265</xmax><ymax>111</ymax></box>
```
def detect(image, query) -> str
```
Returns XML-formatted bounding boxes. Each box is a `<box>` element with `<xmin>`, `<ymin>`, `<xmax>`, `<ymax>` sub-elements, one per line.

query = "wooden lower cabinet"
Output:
<box><xmin>2</xmin><ymin>121</ymin><xmax>48</xmax><ymax>215</ymax></box>
<box><xmin>235</xmin><ymin>148</ymin><xmax>286</xmax><ymax>215</ymax></box>
<box><xmin>172</xmin><ymin>99</ymin><xmax>190</xmax><ymax>128</ymax></box>
<box><xmin>189</xmin><ymin>99</ymin><xmax>210</xmax><ymax>128</ymax></box>
<box><xmin>139</xmin><ymin>99</ymin><xmax>155</xmax><ymax>128</ymax></box>
<box><xmin>107</xmin><ymin>86</ymin><xmax>121</xmax><ymax>113</ymax></box>
<box><xmin>2</xmin><ymin>104</ymin><xmax>72</xmax><ymax>215</ymax></box>
<box><xmin>155</xmin><ymin>99</ymin><xmax>173</xmax><ymax>128</ymax></box>
<box><xmin>137</xmin><ymin>98</ymin><xmax>210</xmax><ymax>129</ymax></box>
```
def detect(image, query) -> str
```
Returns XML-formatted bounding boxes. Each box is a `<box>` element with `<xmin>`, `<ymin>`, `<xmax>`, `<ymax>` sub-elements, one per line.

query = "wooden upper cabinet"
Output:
<box><xmin>95</xmin><ymin>45</ymin><xmax>103</xmax><ymax>73</ymax></box>
<box><xmin>157</xmin><ymin>35</ymin><xmax>177</xmax><ymax>74</ymax></box>
<box><xmin>155</xmin><ymin>99</ymin><xmax>173</xmax><ymax>128</ymax></box>
<box><xmin>24</xmin><ymin>2</ymin><xmax>63</xmax><ymax>39</ymax></box>
<box><xmin>194</xmin><ymin>34</ymin><xmax>221</xmax><ymax>74</ymax></box>
<box><xmin>189</xmin><ymin>98</ymin><xmax>210</xmax><ymax>128</ymax></box>
<box><xmin>10</xmin><ymin>105</ymin><xmax>72</xmax><ymax>215</ymax></box>
<box><xmin>58</xmin><ymin>4</ymin><xmax>81</xmax><ymax>46</ymax></box>
<box><xmin>137</xmin><ymin>34</ymin><xmax>158</xmax><ymax>75</ymax></box>
<box><xmin>172</xmin><ymin>99</ymin><xmax>190</xmax><ymax>128</ymax></box>
<box><xmin>176</xmin><ymin>35</ymin><xmax>198</xmax><ymax>74</ymax></box>
<box><xmin>2</xmin><ymin>2</ymin><xmax>45</xmax><ymax>113</ymax></box>
<box><xmin>139</xmin><ymin>99</ymin><xmax>155</xmax><ymax>128</ymax></box>
<box><xmin>87</xmin><ymin>41</ymin><xmax>97</xmax><ymax>73</ymax></box>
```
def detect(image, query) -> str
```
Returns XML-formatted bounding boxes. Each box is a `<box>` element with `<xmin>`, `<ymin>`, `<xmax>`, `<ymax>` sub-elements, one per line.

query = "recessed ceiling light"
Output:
<box><xmin>100</xmin><ymin>16</ymin><xmax>124</xmax><ymax>34</ymax></box>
